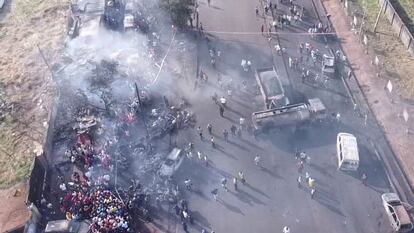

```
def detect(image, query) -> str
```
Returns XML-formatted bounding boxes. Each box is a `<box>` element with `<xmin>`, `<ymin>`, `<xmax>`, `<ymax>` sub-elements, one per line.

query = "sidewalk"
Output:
<box><xmin>322</xmin><ymin>0</ymin><xmax>414</xmax><ymax>194</ymax></box>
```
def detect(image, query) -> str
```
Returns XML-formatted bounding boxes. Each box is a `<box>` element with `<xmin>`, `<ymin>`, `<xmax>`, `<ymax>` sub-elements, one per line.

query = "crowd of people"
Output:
<box><xmin>61</xmin><ymin>188</ymin><xmax>132</xmax><ymax>232</ymax></box>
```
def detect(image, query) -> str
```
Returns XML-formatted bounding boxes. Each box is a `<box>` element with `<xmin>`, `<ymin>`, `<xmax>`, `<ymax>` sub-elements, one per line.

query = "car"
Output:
<box><xmin>44</xmin><ymin>219</ymin><xmax>91</xmax><ymax>233</ymax></box>
<box><xmin>159</xmin><ymin>148</ymin><xmax>183</xmax><ymax>177</ymax></box>
<box><xmin>382</xmin><ymin>193</ymin><xmax>413</xmax><ymax>232</ymax></box>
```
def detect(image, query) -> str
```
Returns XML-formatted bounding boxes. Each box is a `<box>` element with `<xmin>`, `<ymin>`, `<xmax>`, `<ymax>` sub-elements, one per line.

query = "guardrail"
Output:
<box><xmin>377</xmin><ymin>0</ymin><xmax>414</xmax><ymax>56</ymax></box>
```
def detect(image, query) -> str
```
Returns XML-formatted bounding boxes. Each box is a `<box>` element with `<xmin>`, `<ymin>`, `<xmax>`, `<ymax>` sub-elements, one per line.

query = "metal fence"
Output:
<box><xmin>377</xmin><ymin>0</ymin><xmax>414</xmax><ymax>56</ymax></box>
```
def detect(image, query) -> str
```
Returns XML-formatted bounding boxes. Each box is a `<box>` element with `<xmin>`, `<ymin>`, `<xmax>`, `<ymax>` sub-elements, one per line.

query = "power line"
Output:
<box><xmin>190</xmin><ymin>28</ymin><xmax>336</xmax><ymax>36</ymax></box>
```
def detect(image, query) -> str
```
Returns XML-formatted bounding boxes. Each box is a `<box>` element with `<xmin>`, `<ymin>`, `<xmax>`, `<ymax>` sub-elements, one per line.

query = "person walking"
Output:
<box><xmin>297</xmin><ymin>175</ymin><xmax>302</xmax><ymax>188</ymax></box>
<box><xmin>254</xmin><ymin>154</ymin><xmax>261</xmax><ymax>166</ymax></box>
<box><xmin>219</xmin><ymin>105</ymin><xmax>224</xmax><ymax>117</ymax></box>
<box><xmin>308</xmin><ymin>177</ymin><xmax>315</xmax><ymax>189</ymax></box>
<box><xmin>184</xmin><ymin>179</ymin><xmax>192</xmax><ymax>190</ymax></box>
<box><xmin>221</xmin><ymin>177</ymin><xmax>228</xmax><ymax>192</ymax></box>
<box><xmin>197</xmin><ymin>126</ymin><xmax>203</xmax><ymax>140</ymax></box>
<box><xmin>255</xmin><ymin>7</ymin><xmax>259</xmax><ymax>16</ymax></box>
<box><xmin>182</xmin><ymin>221</ymin><xmax>188</xmax><ymax>232</ymax></box>
<box><xmin>238</xmin><ymin>171</ymin><xmax>246</xmax><ymax>184</ymax></box>
<box><xmin>207</xmin><ymin>0</ymin><xmax>211</xmax><ymax>7</ymax></box>
<box><xmin>233</xmin><ymin>177</ymin><xmax>238</xmax><ymax>191</ymax></box>
<box><xmin>310</xmin><ymin>188</ymin><xmax>316</xmax><ymax>199</ymax></box>
<box><xmin>305</xmin><ymin>172</ymin><xmax>310</xmax><ymax>182</ymax></box>
<box><xmin>282</xmin><ymin>226</ymin><xmax>290</xmax><ymax>233</ymax></box>
<box><xmin>297</xmin><ymin>160</ymin><xmax>304</xmax><ymax>173</ymax></box>
<box><xmin>361</xmin><ymin>173</ymin><xmax>367</xmax><ymax>186</ymax></box>
<box><xmin>207</xmin><ymin>123</ymin><xmax>213</xmax><ymax>135</ymax></box>
<box><xmin>230</xmin><ymin>125</ymin><xmax>237</xmax><ymax>136</ymax></box>
<box><xmin>203</xmin><ymin>154</ymin><xmax>208</xmax><ymax>166</ymax></box>
<box><xmin>211</xmin><ymin>188</ymin><xmax>218</xmax><ymax>201</ymax></box>
<box><xmin>237</xmin><ymin>127</ymin><xmax>242</xmax><ymax>138</ymax></box>
<box><xmin>261</xmin><ymin>24</ymin><xmax>264</xmax><ymax>35</ymax></box>
<box><xmin>174</xmin><ymin>204</ymin><xmax>181</xmax><ymax>216</ymax></box>
<box><xmin>198</xmin><ymin>151</ymin><xmax>203</xmax><ymax>161</ymax></box>
<box><xmin>210</xmin><ymin>136</ymin><xmax>215</xmax><ymax>148</ymax></box>
<box><xmin>223</xmin><ymin>129</ymin><xmax>229</xmax><ymax>142</ymax></box>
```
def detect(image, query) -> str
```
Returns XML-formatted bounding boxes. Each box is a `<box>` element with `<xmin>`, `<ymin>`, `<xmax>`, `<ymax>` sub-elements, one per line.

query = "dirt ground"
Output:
<box><xmin>0</xmin><ymin>0</ymin><xmax>68</xmax><ymax>188</ymax></box>
<box><xmin>0</xmin><ymin>182</ymin><xmax>30</xmax><ymax>232</ymax></box>
<box><xmin>352</xmin><ymin>0</ymin><xmax>414</xmax><ymax>99</ymax></box>
<box><xmin>323</xmin><ymin>0</ymin><xmax>414</xmax><ymax>188</ymax></box>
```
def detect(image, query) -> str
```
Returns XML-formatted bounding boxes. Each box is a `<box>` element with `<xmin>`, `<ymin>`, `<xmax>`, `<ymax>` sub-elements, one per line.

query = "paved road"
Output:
<box><xmin>166</xmin><ymin>0</ymin><xmax>395</xmax><ymax>232</ymax></box>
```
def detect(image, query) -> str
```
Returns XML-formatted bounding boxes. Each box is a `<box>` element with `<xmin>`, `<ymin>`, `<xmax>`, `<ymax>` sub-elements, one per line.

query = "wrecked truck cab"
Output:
<box><xmin>159</xmin><ymin>148</ymin><xmax>183</xmax><ymax>177</ymax></box>
<box><xmin>44</xmin><ymin>219</ymin><xmax>91</xmax><ymax>233</ymax></box>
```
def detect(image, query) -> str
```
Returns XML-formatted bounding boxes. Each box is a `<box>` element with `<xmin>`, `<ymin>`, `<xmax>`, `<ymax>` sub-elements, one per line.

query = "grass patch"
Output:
<box><xmin>350</xmin><ymin>0</ymin><xmax>414</xmax><ymax>98</ymax></box>
<box><xmin>0</xmin><ymin>116</ymin><xmax>32</xmax><ymax>189</ymax></box>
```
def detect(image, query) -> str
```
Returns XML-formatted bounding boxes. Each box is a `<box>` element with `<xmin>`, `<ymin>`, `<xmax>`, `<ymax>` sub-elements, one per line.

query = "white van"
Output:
<box><xmin>160</xmin><ymin>148</ymin><xmax>183</xmax><ymax>177</ymax></box>
<box><xmin>336</xmin><ymin>133</ymin><xmax>359</xmax><ymax>171</ymax></box>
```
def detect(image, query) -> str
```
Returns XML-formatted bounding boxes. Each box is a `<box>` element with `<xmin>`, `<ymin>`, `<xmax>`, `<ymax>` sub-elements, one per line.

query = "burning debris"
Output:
<box><xmin>89</xmin><ymin>60</ymin><xmax>119</xmax><ymax>89</ymax></box>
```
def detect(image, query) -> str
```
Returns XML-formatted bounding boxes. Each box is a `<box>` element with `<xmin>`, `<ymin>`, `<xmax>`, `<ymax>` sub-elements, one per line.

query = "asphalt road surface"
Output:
<box><xmin>166</xmin><ymin>0</ymin><xmax>396</xmax><ymax>232</ymax></box>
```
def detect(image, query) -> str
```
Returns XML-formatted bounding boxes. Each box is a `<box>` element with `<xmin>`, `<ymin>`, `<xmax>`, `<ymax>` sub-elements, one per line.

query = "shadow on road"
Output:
<box><xmin>245</xmin><ymin>182</ymin><xmax>270</xmax><ymax>198</ymax></box>
<box><xmin>232</xmin><ymin>189</ymin><xmax>265</xmax><ymax>206</ymax></box>
<box><xmin>261</xmin><ymin>166</ymin><xmax>284</xmax><ymax>179</ymax></box>
<box><xmin>218</xmin><ymin>199</ymin><xmax>245</xmax><ymax>215</ymax></box>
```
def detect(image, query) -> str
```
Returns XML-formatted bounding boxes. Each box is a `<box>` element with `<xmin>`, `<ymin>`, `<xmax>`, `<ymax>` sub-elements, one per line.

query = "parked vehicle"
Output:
<box><xmin>336</xmin><ymin>133</ymin><xmax>359</xmax><ymax>171</ymax></box>
<box><xmin>382</xmin><ymin>193</ymin><xmax>414</xmax><ymax>232</ymax></box>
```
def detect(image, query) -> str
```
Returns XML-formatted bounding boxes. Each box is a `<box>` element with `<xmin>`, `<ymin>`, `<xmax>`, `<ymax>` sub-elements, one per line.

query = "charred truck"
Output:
<box><xmin>252</xmin><ymin>67</ymin><xmax>327</xmax><ymax>131</ymax></box>
<box><xmin>101</xmin><ymin>0</ymin><xmax>126</xmax><ymax>30</ymax></box>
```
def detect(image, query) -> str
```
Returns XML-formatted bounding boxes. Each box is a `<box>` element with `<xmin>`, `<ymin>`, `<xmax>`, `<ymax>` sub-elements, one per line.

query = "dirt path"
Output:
<box><xmin>323</xmin><ymin>0</ymin><xmax>414</xmax><ymax>188</ymax></box>
<box><xmin>0</xmin><ymin>182</ymin><xmax>30</xmax><ymax>232</ymax></box>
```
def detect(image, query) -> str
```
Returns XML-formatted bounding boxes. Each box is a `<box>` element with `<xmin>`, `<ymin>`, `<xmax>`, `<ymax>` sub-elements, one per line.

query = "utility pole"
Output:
<box><xmin>37</xmin><ymin>44</ymin><xmax>55</xmax><ymax>80</ymax></box>
<box><xmin>134</xmin><ymin>82</ymin><xmax>142</xmax><ymax>108</ymax></box>
<box><xmin>373</xmin><ymin>1</ymin><xmax>386</xmax><ymax>33</ymax></box>
<box><xmin>134</xmin><ymin>82</ymin><xmax>150</xmax><ymax>139</ymax></box>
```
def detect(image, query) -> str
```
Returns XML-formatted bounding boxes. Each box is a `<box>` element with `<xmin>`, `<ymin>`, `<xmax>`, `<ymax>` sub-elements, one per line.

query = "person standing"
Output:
<box><xmin>297</xmin><ymin>160</ymin><xmax>304</xmax><ymax>173</ymax></box>
<box><xmin>221</xmin><ymin>177</ymin><xmax>228</xmax><ymax>192</ymax></box>
<box><xmin>282</xmin><ymin>226</ymin><xmax>290</xmax><ymax>233</ymax></box>
<box><xmin>207</xmin><ymin>123</ymin><xmax>213</xmax><ymax>135</ymax></box>
<box><xmin>184</xmin><ymin>179</ymin><xmax>192</xmax><ymax>190</ymax></box>
<box><xmin>305</xmin><ymin>172</ymin><xmax>310</xmax><ymax>183</ymax></box>
<box><xmin>219</xmin><ymin>105</ymin><xmax>224</xmax><ymax>117</ymax></box>
<box><xmin>197</xmin><ymin>126</ymin><xmax>203</xmax><ymax>140</ymax></box>
<box><xmin>297</xmin><ymin>175</ymin><xmax>302</xmax><ymax>188</ymax></box>
<box><xmin>210</xmin><ymin>136</ymin><xmax>215</xmax><ymax>148</ymax></box>
<box><xmin>261</xmin><ymin>24</ymin><xmax>264</xmax><ymax>35</ymax></box>
<box><xmin>188</xmin><ymin>142</ymin><xmax>194</xmax><ymax>151</ymax></box>
<box><xmin>207</xmin><ymin>0</ymin><xmax>211</xmax><ymax>7</ymax></box>
<box><xmin>233</xmin><ymin>177</ymin><xmax>238</xmax><ymax>191</ymax></box>
<box><xmin>211</xmin><ymin>188</ymin><xmax>218</xmax><ymax>201</ymax></box>
<box><xmin>223</xmin><ymin>129</ymin><xmax>229</xmax><ymax>142</ymax></box>
<box><xmin>361</xmin><ymin>173</ymin><xmax>367</xmax><ymax>185</ymax></box>
<box><xmin>230</xmin><ymin>125</ymin><xmax>237</xmax><ymax>136</ymax></box>
<box><xmin>182</xmin><ymin>221</ymin><xmax>188</xmax><ymax>232</ymax></box>
<box><xmin>254</xmin><ymin>154</ymin><xmax>261</xmax><ymax>166</ymax></box>
<box><xmin>204</xmin><ymin>154</ymin><xmax>208</xmax><ymax>166</ymax></box>
<box><xmin>310</xmin><ymin>188</ymin><xmax>316</xmax><ymax>199</ymax></box>
<box><xmin>238</xmin><ymin>171</ymin><xmax>246</xmax><ymax>184</ymax></box>
<box><xmin>255</xmin><ymin>7</ymin><xmax>259</xmax><ymax>16</ymax></box>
